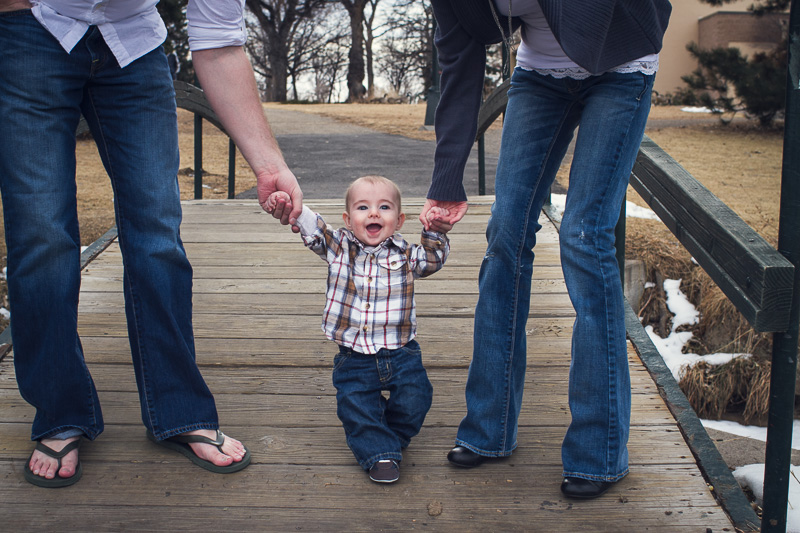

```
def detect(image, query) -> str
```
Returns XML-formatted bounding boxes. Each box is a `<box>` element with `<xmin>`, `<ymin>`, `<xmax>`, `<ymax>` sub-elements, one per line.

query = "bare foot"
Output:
<box><xmin>28</xmin><ymin>436</ymin><xmax>80</xmax><ymax>480</ymax></box>
<box><xmin>183</xmin><ymin>429</ymin><xmax>247</xmax><ymax>468</ymax></box>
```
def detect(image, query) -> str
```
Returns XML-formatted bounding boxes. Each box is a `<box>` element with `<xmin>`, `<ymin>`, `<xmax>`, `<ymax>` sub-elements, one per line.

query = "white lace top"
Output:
<box><xmin>493</xmin><ymin>0</ymin><xmax>659</xmax><ymax>78</ymax></box>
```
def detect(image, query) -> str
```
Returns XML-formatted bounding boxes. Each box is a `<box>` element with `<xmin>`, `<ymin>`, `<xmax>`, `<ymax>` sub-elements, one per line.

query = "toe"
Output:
<box><xmin>184</xmin><ymin>430</ymin><xmax>238</xmax><ymax>467</ymax></box>
<box><xmin>31</xmin><ymin>437</ymin><xmax>80</xmax><ymax>480</ymax></box>
<box><xmin>220</xmin><ymin>434</ymin><xmax>246</xmax><ymax>461</ymax></box>
<box><xmin>190</xmin><ymin>443</ymin><xmax>234</xmax><ymax>467</ymax></box>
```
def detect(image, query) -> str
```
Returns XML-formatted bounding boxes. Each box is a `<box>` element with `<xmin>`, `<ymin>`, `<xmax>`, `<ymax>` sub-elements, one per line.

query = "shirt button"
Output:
<box><xmin>368</xmin><ymin>277</ymin><xmax>372</xmax><ymax>282</ymax></box>
<box><xmin>365</xmin><ymin>303</ymin><xmax>370</xmax><ymax>309</ymax></box>
<box><xmin>363</xmin><ymin>326</ymin><xmax>368</xmax><ymax>332</ymax></box>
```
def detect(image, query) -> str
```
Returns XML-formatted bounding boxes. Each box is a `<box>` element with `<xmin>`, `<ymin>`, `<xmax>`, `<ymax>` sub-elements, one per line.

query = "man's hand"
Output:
<box><xmin>257</xmin><ymin>168</ymin><xmax>303</xmax><ymax>232</ymax></box>
<box><xmin>419</xmin><ymin>199</ymin><xmax>468</xmax><ymax>233</ymax></box>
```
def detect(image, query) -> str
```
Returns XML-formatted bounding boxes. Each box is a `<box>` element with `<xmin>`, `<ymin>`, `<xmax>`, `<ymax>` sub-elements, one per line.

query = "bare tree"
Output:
<box><xmin>378</xmin><ymin>34</ymin><xmax>420</xmax><ymax>97</ymax></box>
<box><xmin>286</xmin><ymin>5</ymin><xmax>349</xmax><ymax>100</ymax></box>
<box><xmin>379</xmin><ymin>0</ymin><xmax>434</xmax><ymax>99</ymax></box>
<box><xmin>362</xmin><ymin>0</ymin><xmax>388</xmax><ymax>98</ymax></box>
<box><xmin>245</xmin><ymin>0</ymin><xmax>326</xmax><ymax>102</ymax></box>
<box><xmin>309</xmin><ymin>10</ymin><xmax>351</xmax><ymax>102</ymax></box>
<box><xmin>313</xmin><ymin>40</ymin><xmax>349</xmax><ymax>103</ymax></box>
<box><xmin>337</xmin><ymin>0</ymin><xmax>368</xmax><ymax>102</ymax></box>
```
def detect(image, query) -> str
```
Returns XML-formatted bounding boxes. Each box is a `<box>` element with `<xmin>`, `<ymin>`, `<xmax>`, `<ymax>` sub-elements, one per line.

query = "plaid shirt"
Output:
<box><xmin>296</xmin><ymin>206</ymin><xmax>449</xmax><ymax>354</ymax></box>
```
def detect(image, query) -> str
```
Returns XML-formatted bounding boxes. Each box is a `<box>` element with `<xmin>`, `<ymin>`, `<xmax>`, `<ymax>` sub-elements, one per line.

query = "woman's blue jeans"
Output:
<box><xmin>455</xmin><ymin>68</ymin><xmax>654</xmax><ymax>482</ymax></box>
<box><xmin>0</xmin><ymin>11</ymin><xmax>219</xmax><ymax>441</ymax></box>
<box><xmin>333</xmin><ymin>340</ymin><xmax>433</xmax><ymax>470</ymax></box>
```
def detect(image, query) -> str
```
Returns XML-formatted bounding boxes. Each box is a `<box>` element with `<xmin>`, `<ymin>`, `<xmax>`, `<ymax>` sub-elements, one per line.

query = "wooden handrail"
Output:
<box><xmin>631</xmin><ymin>137</ymin><xmax>794</xmax><ymax>333</ymax></box>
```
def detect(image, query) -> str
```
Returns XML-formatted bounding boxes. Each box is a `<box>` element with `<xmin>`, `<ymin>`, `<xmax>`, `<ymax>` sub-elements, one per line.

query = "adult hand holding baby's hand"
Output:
<box><xmin>265</xmin><ymin>191</ymin><xmax>300</xmax><ymax>232</ymax></box>
<box><xmin>419</xmin><ymin>199</ymin><xmax>467</xmax><ymax>234</ymax></box>
<box><xmin>265</xmin><ymin>190</ymin><xmax>291</xmax><ymax>214</ymax></box>
<box><xmin>426</xmin><ymin>206</ymin><xmax>454</xmax><ymax>233</ymax></box>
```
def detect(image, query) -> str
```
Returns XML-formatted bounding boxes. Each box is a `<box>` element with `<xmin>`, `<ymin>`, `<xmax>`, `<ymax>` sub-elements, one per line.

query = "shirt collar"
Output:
<box><xmin>345</xmin><ymin>229</ymin><xmax>408</xmax><ymax>253</ymax></box>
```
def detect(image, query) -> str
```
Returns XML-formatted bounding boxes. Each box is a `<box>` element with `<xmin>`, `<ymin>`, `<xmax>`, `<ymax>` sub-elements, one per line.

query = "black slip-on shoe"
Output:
<box><xmin>560</xmin><ymin>476</ymin><xmax>614</xmax><ymax>499</ymax></box>
<box><xmin>447</xmin><ymin>446</ymin><xmax>489</xmax><ymax>468</ymax></box>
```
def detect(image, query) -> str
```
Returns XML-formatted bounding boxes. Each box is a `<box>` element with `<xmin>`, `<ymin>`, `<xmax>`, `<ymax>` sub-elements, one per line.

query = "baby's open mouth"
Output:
<box><xmin>367</xmin><ymin>223</ymin><xmax>382</xmax><ymax>232</ymax></box>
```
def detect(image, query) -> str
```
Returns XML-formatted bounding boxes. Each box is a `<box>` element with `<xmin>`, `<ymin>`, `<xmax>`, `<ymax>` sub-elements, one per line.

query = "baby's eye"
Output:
<box><xmin>357</xmin><ymin>205</ymin><xmax>368</xmax><ymax>210</ymax></box>
<box><xmin>380</xmin><ymin>205</ymin><xmax>391</xmax><ymax>210</ymax></box>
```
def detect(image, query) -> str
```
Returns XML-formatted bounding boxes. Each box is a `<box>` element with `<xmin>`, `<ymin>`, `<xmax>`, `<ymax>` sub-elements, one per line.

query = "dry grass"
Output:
<box><xmin>679</xmin><ymin>357</ymin><xmax>772</xmax><ymax>424</ymax></box>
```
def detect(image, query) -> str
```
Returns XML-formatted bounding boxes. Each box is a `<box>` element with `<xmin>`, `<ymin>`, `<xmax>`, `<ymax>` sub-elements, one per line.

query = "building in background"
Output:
<box><xmin>655</xmin><ymin>0</ymin><xmax>788</xmax><ymax>96</ymax></box>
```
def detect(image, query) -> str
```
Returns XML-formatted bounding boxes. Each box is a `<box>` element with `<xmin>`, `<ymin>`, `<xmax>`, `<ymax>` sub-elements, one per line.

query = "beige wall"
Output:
<box><xmin>655</xmin><ymin>0</ymin><xmax>751</xmax><ymax>95</ymax></box>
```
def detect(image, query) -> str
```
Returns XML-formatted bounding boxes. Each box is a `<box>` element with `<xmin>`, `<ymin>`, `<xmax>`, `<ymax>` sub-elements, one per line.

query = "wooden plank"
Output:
<box><xmin>91</xmin><ymin>242</ymin><xmax>564</xmax><ymax>268</ymax></box>
<box><xmin>46</xmin><ymin>336</ymin><xmax>578</xmax><ymax>368</ymax></box>
<box><xmin>0</xmin><ymin>465</ymin><xmax>729</xmax><ymax>532</ymax></box>
<box><xmin>0</xmin><ymin>424</ymin><xmax>696</xmax><ymax>466</ymax></box>
<box><xmin>80</xmin><ymin>263</ymin><xmax>567</xmax><ymax>281</ymax></box>
<box><xmin>76</xmin><ymin>291</ymin><xmax>577</xmax><ymax>317</ymax></box>
<box><xmin>0</xmin><ymin>361</ymin><xmax>661</xmax><ymax>398</ymax></box>
<box><xmin>78</xmin><ymin>276</ymin><xmax>567</xmax><ymax>295</ymax></box>
<box><xmin>0</xmin><ymin>391</ymin><xmax>677</xmax><ymax>428</ymax></box>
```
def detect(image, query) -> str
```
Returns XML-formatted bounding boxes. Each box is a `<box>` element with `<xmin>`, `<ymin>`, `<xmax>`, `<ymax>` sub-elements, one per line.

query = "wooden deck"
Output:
<box><xmin>0</xmin><ymin>199</ymin><xmax>736</xmax><ymax>531</ymax></box>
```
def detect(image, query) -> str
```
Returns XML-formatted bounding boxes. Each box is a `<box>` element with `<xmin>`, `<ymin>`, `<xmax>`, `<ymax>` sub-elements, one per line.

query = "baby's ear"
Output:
<box><xmin>342</xmin><ymin>210</ymin><xmax>351</xmax><ymax>228</ymax></box>
<box><xmin>396</xmin><ymin>212</ymin><xmax>406</xmax><ymax>229</ymax></box>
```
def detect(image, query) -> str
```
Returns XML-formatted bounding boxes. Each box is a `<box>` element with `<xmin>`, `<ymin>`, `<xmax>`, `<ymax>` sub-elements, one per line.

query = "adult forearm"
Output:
<box><xmin>193</xmin><ymin>46</ymin><xmax>302</xmax><ymax>223</ymax></box>
<box><xmin>428</xmin><ymin>0</ymin><xmax>486</xmax><ymax>202</ymax></box>
<box><xmin>192</xmin><ymin>46</ymin><xmax>288</xmax><ymax>178</ymax></box>
<box><xmin>0</xmin><ymin>0</ymin><xmax>31</xmax><ymax>11</ymax></box>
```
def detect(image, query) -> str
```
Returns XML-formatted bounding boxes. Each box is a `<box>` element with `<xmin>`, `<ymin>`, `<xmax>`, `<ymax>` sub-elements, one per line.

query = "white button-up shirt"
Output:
<box><xmin>30</xmin><ymin>0</ymin><xmax>246</xmax><ymax>68</ymax></box>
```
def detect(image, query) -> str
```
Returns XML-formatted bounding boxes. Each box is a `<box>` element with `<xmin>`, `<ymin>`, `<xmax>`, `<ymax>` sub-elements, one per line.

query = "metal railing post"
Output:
<box><xmin>615</xmin><ymin>200</ymin><xmax>627</xmax><ymax>287</ymax></box>
<box><xmin>478</xmin><ymin>42</ymin><xmax>512</xmax><ymax>196</ymax></box>
<box><xmin>424</xmin><ymin>17</ymin><xmax>440</xmax><ymax>127</ymax></box>
<box><xmin>762</xmin><ymin>1</ymin><xmax>800</xmax><ymax>530</ymax></box>
<box><xmin>228</xmin><ymin>139</ymin><xmax>236</xmax><ymax>199</ymax></box>
<box><xmin>194</xmin><ymin>113</ymin><xmax>203</xmax><ymax>199</ymax></box>
<box><xmin>478</xmin><ymin>135</ymin><xmax>486</xmax><ymax>195</ymax></box>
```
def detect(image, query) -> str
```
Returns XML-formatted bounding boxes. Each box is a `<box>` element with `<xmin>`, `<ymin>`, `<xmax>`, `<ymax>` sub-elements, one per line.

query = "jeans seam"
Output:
<box><xmin>500</xmin><ymin>97</ymin><xmax>576</xmax><ymax>453</ymax></box>
<box><xmin>85</xmin><ymin>86</ymin><xmax>158</xmax><ymax>432</ymax></box>
<box><xmin>590</xmin><ymin>85</ymin><xmax>645</xmax><ymax>474</ymax></box>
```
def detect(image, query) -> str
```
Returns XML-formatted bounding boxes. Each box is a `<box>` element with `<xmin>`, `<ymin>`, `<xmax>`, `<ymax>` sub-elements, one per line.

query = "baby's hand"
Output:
<box><xmin>265</xmin><ymin>191</ymin><xmax>292</xmax><ymax>219</ymax></box>
<box><xmin>426</xmin><ymin>206</ymin><xmax>453</xmax><ymax>233</ymax></box>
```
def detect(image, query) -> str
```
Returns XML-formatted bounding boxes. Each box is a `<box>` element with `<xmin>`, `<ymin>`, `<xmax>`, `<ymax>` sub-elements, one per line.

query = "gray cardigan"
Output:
<box><xmin>428</xmin><ymin>0</ymin><xmax>672</xmax><ymax>202</ymax></box>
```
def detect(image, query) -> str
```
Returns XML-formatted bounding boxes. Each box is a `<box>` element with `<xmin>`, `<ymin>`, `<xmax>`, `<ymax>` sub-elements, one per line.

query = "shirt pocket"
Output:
<box><xmin>376</xmin><ymin>254</ymin><xmax>409</xmax><ymax>289</ymax></box>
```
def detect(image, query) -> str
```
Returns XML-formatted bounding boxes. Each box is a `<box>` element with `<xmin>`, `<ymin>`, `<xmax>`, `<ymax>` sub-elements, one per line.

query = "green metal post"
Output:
<box><xmin>228</xmin><ymin>139</ymin><xmax>236</xmax><ymax>199</ymax></box>
<box><xmin>615</xmin><ymin>200</ymin><xmax>626</xmax><ymax>288</ymax></box>
<box><xmin>478</xmin><ymin>135</ymin><xmax>486</xmax><ymax>195</ymax></box>
<box><xmin>424</xmin><ymin>17</ymin><xmax>440</xmax><ymax>126</ymax></box>
<box><xmin>762</xmin><ymin>1</ymin><xmax>800</xmax><ymax>531</ymax></box>
<box><xmin>194</xmin><ymin>114</ymin><xmax>203</xmax><ymax>200</ymax></box>
<box><xmin>477</xmin><ymin>42</ymin><xmax>511</xmax><ymax>195</ymax></box>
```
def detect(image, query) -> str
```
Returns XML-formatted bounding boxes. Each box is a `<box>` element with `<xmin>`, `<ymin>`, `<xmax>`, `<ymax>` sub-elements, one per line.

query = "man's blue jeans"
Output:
<box><xmin>456</xmin><ymin>68</ymin><xmax>654</xmax><ymax>482</ymax></box>
<box><xmin>0</xmin><ymin>11</ymin><xmax>219</xmax><ymax>441</ymax></box>
<box><xmin>332</xmin><ymin>340</ymin><xmax>433</xmax><ymax>470</ymax></box>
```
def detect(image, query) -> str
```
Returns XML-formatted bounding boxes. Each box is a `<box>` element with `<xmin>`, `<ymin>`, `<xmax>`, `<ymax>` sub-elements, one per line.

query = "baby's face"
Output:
<box><xmin>343</xmin><ymin>181</ymin><xmax>405</xmax><ymax>246</ymax></box>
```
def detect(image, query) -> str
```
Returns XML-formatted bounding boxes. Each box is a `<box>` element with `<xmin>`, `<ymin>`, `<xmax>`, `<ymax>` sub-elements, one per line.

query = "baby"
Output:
<box><xmin>266</xmin><ymin>176</ymin><xmax>450</xmax><ymax>483</ymax></box>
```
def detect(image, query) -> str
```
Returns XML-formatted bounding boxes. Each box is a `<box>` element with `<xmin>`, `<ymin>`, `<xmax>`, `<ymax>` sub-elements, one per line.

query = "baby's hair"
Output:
<box><xmin>345</xmin><ymin>175</ymin><xmax>402</xmax><ymax>212</ymax></box>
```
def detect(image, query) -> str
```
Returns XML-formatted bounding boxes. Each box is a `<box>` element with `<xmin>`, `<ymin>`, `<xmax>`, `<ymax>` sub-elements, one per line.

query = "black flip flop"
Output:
<box><xmin>147</xmin><ymin>429</ymin><xmax>251</xmax><ymax>473</ymax></box>
<box><xmin>23</xmin><ymin>439</ymin><xmax>82</xmax><ymax>488</ymax></box>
